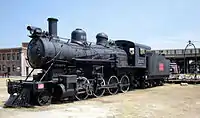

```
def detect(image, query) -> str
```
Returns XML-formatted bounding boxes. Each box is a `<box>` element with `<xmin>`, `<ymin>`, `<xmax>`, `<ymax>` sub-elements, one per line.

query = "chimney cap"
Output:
<box><xmin>47</xmin><ymin>18</ymin><xmax>58</xmax><ymax>21</ymax></box>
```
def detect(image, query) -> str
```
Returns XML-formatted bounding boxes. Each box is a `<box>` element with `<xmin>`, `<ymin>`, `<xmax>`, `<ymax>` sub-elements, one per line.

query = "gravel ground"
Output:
<box><xmin>1</xmin><ymin>77</ymin><xmax>200</xmax><ymax>118</ymax></box>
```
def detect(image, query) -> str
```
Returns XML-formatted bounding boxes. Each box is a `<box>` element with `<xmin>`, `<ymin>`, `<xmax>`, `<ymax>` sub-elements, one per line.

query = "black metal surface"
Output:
<box><xmin>26</xmin><ymin>36</ymin><xmax>128</xmax><ymax>69</ymax></box>
<box><xmin>96</xmin><ymin>32</ymin><xmax>108</xmax><ymax>46</ymax></box>
<box><xmin>4</xmin><ymin>17</ymin><xmax>171</xmax><ymax>108</ymax></box>
<box><xmin>4</xmin><ymin>88</ymin><xmax>32</xmax><ymax>108</ymax></box>
<box><xmin>147</xmin><ymin>53</ymin><xmax>170</xmax><ymax>76</ymax></box>
<box><xmin>47</xmin><ymin>18</ymin><xmax>58</xmax><ymax>36</ymax></box>
<box><xmin>71</xmin><ymin>28</ymin><xmax>87</xmax><ymax>44</ymax></box>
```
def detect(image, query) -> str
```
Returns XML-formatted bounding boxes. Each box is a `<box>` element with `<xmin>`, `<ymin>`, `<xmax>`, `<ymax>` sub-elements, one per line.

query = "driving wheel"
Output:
<box><xmin>120</xmin><ymin>75</ymin><xmax>130</xmax><ymax>93</ymax></box>
<box><xmin>107</xmin><ymin>76</ymin><xmax>119</xmax><ymax>95</ymax></box>
<box><xmin>75</xmin><ymin>77</ymin><xmax>90</xmax><ymax>100</ymax></box>
<box><xmin>93</xmin><ymin>77</ymin><xmax>106</xmax><ymax>97</ymax></box>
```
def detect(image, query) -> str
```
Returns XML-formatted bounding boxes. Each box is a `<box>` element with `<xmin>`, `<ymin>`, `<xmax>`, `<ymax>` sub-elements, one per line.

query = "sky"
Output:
<box><xmin>0</xmin><ymin>0</ymin><xmax>200</xmax><ymax>50</ymax></box>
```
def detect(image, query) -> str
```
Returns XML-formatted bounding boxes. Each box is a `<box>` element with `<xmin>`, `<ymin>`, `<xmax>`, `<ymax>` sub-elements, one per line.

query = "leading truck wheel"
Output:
<box><xmin>36</xmin><ymin>90</ymin><xmax>52</xmax><ymax>106</ymax></box>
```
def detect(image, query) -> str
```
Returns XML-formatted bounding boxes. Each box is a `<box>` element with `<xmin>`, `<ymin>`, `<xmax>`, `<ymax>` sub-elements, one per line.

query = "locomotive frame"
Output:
<box><xmin>4</xmin><ymin>18</ymin><xmax>170</xmax><ymax>107</ymax></box>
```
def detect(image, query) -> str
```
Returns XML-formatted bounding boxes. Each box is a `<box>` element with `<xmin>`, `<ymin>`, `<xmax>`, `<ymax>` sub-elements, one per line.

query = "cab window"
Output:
<box><xmin>129</xmin><ymin>48</ymin><xmax>134</xmax><ymax>55</ymax></box>
<box><xmin>139</xmin><ymin>48</ymin><xmax>146</xmax><ymax>57</ymax></box>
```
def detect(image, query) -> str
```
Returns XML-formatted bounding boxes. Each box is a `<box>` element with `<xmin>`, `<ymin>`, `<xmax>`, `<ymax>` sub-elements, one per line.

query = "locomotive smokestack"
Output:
<box><xmin>47</xmin><ymin>18</ymin><xmax>58</xmax><ymax>36</ymax></box>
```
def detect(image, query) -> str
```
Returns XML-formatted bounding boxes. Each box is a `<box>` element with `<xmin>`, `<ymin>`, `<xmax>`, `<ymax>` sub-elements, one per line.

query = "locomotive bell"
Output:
<box><xmin>96</xmin><ymin>33</ymin><xmax>108</xmax><ymax>46</ymax></box>
<box><xmin>71</xmin><ymin>28</ymin><xmax>87</xmax><ymax>44</ymax></box>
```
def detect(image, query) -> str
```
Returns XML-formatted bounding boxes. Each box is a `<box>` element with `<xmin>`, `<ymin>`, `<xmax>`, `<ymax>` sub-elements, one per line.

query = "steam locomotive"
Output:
<box><xmin>4</xmin><ymin>18</ymin><xmax>170</xmax><ymax>107</ymax></box>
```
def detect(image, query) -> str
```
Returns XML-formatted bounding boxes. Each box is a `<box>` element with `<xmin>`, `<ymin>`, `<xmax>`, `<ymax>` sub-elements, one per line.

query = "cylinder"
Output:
<box><xmin>47</xmin><ymin>18</ymin><xmax>58</xmax><ymax>36</ymax></box>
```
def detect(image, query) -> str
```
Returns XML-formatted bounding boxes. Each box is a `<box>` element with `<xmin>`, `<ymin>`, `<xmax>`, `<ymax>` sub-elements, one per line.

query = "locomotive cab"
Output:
<box><xmin>134</xmin><ymin>43</ymin><xmax>151</xmax><ymax>68</ymax></box>
<box><xmin>115</xmin><ymin>40</ymin><xmax>151</xmax><ymax>68</ymax></box>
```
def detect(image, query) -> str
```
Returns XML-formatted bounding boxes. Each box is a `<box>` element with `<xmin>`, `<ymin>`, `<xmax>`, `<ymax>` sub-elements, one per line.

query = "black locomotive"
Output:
<box><xmin>4</xmin><ymin>18</ymin><xmax>170</xmax><ymax>107</ymax></box>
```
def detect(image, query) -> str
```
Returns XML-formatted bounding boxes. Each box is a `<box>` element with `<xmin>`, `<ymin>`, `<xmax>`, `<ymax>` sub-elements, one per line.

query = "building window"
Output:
<box><xmin>197</xmin><ymin>49</ymin><xmax>200</xmax><ymax>54</ymax></box>
<box><xmin>174</xmin><ymin>50</ymin><xmax>176</xmax><ymax>54</ymax></box>
<box><xmin>12</xmin><ymin>65</ymin><xmax>15</xmax><ymax>71</ymax></box>
<box><xmin>155</xmin><ymin>50</ymin><xmax>159</xmax><ymax>54</ymax></box>
<box><xmin>0</xmin><ymin>54</ymin><xmax>1</xmax><ymax>60</ymax></box>
<box><xmin>0</xmin><ymin>65</ymin><xmax>1</xmax><ymax>71</ymax></box>
<box><xmin>168</xmin><ymin>50</ymin><xmax>171</xmax><ymax>54</ymax></box>
<box><xmin>2</xmin><ymin>54</ymin><xmax>5</xmax><ymax>60</ymax></box>
<box><xmin>162</xmin><ymin>50</ymin><xmax>165</xmax><ymax>54</ymax></box>
<box><xmin>2</xmin><ymin>65</ymin><xmax>5</xmax><ymax>71</ymax></box>
<box><xmin>12</xmin><ymin>53</ymin><xmax>15</xmax><ymax>60</ymax></box>
<box><xmin>171</xmin><ymin>50</ymin><xmax>175</xmax><ymax>54</ymax></box>
<box><xmin>176</xmin><ymin>50</ymin><xmax>182</xmax><ymax>54</ymax></box>
<box><xmin>184</xmin><ymin>49</ymin><xmax>189</xmax><ymax>54</ymax></box>
<box><xmin>190</xmin><ymin>49</ymin><xmax>193</xmax><ymax>54</ymax></box>
<box><xmin>192</xmin><ymin>49</ymin><xmax>195</xmax><ymax>54</ymax></box>
<box><xmin>17</xmin><ymin>53</ymin><xmax>20</xmax><ymax>60</ymax></box>
<box><xmin>186</xmin><ymin>49</ymin><xmax>190</xmax><ymax>54</ymax></box>
<box><xmin>164</xmin><ymin>50</ymin><xmax>168</xmax><ymax>54</ymax></box>
<box><xmin>7</xmin><ymin>53</ymin><xmax>11</xmax><ymax>60</ymax></box>
<box><xmin>165</xmin><ymin>50</ymin><xmax>168</xmax><ymax>54</ymax></box>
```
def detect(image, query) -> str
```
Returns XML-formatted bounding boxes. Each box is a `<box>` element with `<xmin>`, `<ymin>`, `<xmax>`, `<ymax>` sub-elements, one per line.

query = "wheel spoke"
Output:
<box><xmin>37</xmin><ymin>90</ymin><xmax>52</xmax><ymax>106</ymax></box>
<box><xmin>75</xmin><ymin>77</ymin><xmax>90</xmax><ymax>101</ymax></box>
<box><xmin>120</xmin><ymin>75</ymin><xmax>130</xmax><ymax>93</ymax></box>
<box><xmin>107</xmin><ymin>76</ymin><xmax>119</xmax><ymax>95</ymax></box>
<box><xmin>93</xmin><ymin>77</ymin><xmax>106</xmax><ymax>98</ymax></box>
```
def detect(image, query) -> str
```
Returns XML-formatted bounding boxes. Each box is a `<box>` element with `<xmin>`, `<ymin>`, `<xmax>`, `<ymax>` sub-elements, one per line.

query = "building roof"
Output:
<box><xmin>0</xmin><ymin>42</ymin><xmax>28</xmax><ymax>53</ymax></box>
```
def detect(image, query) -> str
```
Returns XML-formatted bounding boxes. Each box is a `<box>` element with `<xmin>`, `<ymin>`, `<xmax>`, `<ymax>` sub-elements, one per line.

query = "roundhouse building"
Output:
<box><xmin>152</xmin><ymin>48</ymin><xmax>200</xmax><ymax>73</ymax></box>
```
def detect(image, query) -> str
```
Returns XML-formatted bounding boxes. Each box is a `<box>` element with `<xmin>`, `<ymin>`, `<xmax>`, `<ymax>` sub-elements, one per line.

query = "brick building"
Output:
<box><xmin>0</xmin><ymin>43</ymin><xmax>40</xmax><ymax>76</ymax></box>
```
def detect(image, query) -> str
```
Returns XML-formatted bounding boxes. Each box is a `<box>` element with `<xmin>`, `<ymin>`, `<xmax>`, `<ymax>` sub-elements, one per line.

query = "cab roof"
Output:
<box><xmin>115</xmin><ymin>40</ymin><xmax>151</xmax><ymax>50</ymax></box>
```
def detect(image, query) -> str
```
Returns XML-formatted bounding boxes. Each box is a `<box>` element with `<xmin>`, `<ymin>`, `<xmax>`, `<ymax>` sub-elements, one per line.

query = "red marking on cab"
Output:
<box><xmin>159</xmin><ymin>63</ymin><xmax>164</xmax><ymax>71</ymax></box>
